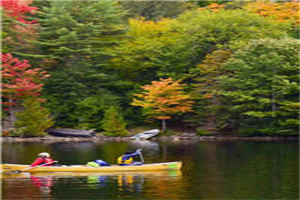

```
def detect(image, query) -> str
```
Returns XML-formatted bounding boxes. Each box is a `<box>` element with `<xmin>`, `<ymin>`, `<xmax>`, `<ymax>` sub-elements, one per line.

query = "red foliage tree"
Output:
<box><xmin>1</xmin><ymin>0</ymin><xmax>37</xmax><ymax>24</ymax></box>
<box><xmin>1</xmin><ymin>0</ymin><xmax>38</xmax><ymax>53</ymax></box>
<box><xmin>1</xmin><ymin>53</ymin><xmax>50</xmax><ymax>125</ymax></box>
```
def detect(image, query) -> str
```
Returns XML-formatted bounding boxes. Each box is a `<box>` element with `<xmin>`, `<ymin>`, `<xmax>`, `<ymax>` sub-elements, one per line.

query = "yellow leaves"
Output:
<box><xmin>244</xmin><ymin>2</ymin><xmax>300</xmax><ymax>24</ymax></box>
<box><xmin>128</xmin><ymin>18</ymin><xmax>174</xmax><ymax>38</ymax></box>
<box><xmin>131</xmin><ymin>78</ymin><xmax>193</xmax><ymax>119</ymax></box>
<box><xmin>197</xmin><ymin>50</ymin><xmax>231</xmax><ymax>75</ymax></box>
<box><xmin>201</xmin><ymin>3</ymin><xmax>225</xmax><ymax>12</ymax></box>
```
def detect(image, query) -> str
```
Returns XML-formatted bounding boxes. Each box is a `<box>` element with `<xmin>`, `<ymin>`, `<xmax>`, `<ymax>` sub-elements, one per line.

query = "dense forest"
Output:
<box><xmin>2</xmin><ymin>0</ymin><xmax>299</xmax><ymax>137</ymax></box>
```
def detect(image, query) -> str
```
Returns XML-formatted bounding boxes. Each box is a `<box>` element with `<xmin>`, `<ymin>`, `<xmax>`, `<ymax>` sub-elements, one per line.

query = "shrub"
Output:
<box><xmin>101</xmin><ymin>106</ymin><xmax>128</xmax><ymax>136</ymax></box>
<box><xmin>15</xmin><ymin>99</ymin><xmax>54</xmax><ymax>137</ymax></box>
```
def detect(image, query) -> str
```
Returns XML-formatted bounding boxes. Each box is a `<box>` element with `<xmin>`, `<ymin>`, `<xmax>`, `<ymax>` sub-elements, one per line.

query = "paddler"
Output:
<box><xmin>117</xmin><ymin>149</ymin><xmax>143</xmax><ymax>166</ymax></box>
<box><xmin>30</xmin><ymin>152</ymin><xmax>57</xmax><ymax>167</ymax></box>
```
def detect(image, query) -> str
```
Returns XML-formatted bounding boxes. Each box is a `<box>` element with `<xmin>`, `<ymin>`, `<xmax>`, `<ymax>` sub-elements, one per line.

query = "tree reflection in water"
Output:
<box><xmin>2</xmin><ymin>170</ymin><xmax>182</xmax><ymax>199</ymax></box>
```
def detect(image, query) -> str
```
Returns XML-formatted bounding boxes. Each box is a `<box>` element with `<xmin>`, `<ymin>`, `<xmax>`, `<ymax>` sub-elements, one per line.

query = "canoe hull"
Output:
<box><xmin>130</xmin><ymin>129</ymin><xmax>159</xmax><ymax>140</ymax></box>
<box><xmin>1</xmin><ymin>162</ymin><xmax>182</xmax><ymax>173</ymax></box>
<box><xmin>1</xmin><ymin>170</ymin><xmax>182</xmax><ymax>179</ymax></box>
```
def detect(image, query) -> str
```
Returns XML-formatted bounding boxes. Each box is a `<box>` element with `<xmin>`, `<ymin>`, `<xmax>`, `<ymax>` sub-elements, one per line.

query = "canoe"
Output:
<box><xmin>1</xmin><ymin>161</ymin><xmax>182</xmax><ymax>173</ymax></box>
<box><xmin>1</xmin><ymin>170</ymin><xmax>182</xmax><ymax>178</ymax></box>
<box><xmin>47</xmin><ymin>128</ymin><xmax>95</xmax><ymax>137</ymax></box>
<box><xmin>130</xmin><ymin>129</ymin><xmax>159</xmax><ymax>140</ymax></box>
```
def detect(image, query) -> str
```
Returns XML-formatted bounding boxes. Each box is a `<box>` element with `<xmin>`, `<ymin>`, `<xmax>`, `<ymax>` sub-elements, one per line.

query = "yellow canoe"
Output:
<box><xmin>1</xmin><ymin>161</ymin><xmax>182</xmax><ymax>173</ymax></box>
<box><xmin>1</xmin><ymin>170</ymin><xmax>182</xmax><ymax>179</ymax></box>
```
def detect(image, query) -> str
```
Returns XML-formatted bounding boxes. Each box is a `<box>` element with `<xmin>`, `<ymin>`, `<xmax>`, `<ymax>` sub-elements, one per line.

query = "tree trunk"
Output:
<box><xmin>161</xmin><ymin>119</ymin><xmax>167</xmax><ymax>132</ymax></box>
<box><xmin>9</xmin><ymin>97</ymin><xmax>15</xmax><ymax>127</ymax></box>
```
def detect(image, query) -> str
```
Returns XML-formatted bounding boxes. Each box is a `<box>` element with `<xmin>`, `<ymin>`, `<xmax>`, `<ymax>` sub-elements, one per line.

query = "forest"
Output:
<box><xmin>2</xmin><ymin>0</ymin><xmax>299</xmax><ymax>137</ymax></box>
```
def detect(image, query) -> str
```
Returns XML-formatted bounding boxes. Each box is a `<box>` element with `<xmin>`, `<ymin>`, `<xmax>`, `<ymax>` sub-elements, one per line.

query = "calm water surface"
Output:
<box><xmin>1</xmin><ymin>140</ymin><xmax>299</xmax><ymax>199</ymax></box>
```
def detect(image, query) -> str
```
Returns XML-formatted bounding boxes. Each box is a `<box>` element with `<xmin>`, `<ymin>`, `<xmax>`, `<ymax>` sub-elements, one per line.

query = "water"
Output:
<box><xmin>1</xmin><ymin>140</ymin><xmax>299</xmax><ymax>199</ymax></box>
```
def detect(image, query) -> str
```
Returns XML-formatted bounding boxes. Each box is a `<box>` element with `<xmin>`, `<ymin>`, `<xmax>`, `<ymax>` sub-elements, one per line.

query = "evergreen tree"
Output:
<box><xmin>219</xmin><ymin>39</ymin><xmax>299</xmax><ymax>135</ymax></box>
<box><xmin>33</xmin><ymin>1</ymin><xmax>129</xmax><ymax>127</ymax></box>
<box><xmin>15</xmin><ymin>98</ymin><xmax>54</xmax><ymax>137</ymax></box>
<box><xmin>101</xmin><ymin>106</ymin><xmax>128</xmax><ymax>136</ymax></box>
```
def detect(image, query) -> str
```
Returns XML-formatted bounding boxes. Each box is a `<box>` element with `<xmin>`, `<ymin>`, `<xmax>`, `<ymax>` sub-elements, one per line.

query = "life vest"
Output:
<box><xmin>31</xmin><ymin>157</ymin><xmax>54</xmax><ymax>167</ymax></box>
<box><xmin>117</xmin><ymin>156</ymin><xmax>133</xmax><ymax>165</ymax></box>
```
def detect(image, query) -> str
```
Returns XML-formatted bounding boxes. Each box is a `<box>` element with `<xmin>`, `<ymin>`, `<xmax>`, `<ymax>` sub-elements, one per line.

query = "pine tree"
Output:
<box><xmin>15</xmin><ymin>98</ymin><xmax>54</xmax><ymax>137</ymax></box>
<box><xmin>101</xmin><ymin>106</ymin><xmax>128</xmax><ymax>136</ymax></box>
<box><xmin>32</xmin><ymin>1</ymin><xmax>128</xmax><ymax>127</ymax></box>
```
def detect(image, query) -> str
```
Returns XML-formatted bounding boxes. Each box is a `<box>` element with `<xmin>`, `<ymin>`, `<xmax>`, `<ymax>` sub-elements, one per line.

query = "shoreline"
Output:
<box><xmin>0</xmin><ymin>135</ymin><xmax>298</xmax><ymax>143</ymax></box>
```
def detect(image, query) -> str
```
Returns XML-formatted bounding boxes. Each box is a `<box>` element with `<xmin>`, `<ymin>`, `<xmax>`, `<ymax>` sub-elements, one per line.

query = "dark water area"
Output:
<box><xmin>1</xmin><ymin>140</ymin><xmax>299</xmax><ymax>199</ymax></box>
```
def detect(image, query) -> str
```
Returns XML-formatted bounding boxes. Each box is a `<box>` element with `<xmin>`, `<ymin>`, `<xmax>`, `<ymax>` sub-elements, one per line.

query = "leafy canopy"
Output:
<box><xmin>132</xmin><ymin>78</ymin><xmax>193</xmax><ymax>120</ymax></box>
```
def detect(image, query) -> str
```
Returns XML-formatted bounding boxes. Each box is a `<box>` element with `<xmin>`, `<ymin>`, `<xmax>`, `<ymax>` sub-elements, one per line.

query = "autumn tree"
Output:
<box><xmin>132</xmin><ymin>78</ymin><xmax>193</xmax><ymax>132</ymax></box>
<box><xmin>112</xmin><ymin>9</ymin><xmax>290</xmax><ymax>85</ymax></box>
<box><xmin>244</xmin><ymin>1</ymin><xmax>300</xmax><ymax>38</ymax></box>
<box><xmin>1</xmin><ymin>53</ymin><xmax>50</xmax><ymax>126</ymax></box>
<box><xmin>1</xmin><ymin>0</ymin><xmax>38</xmax><ymax>55</ymax></box>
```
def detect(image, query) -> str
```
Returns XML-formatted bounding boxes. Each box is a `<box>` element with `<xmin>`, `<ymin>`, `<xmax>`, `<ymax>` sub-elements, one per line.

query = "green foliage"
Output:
<box><xmin>175</xmin><ymin>9</ymin><xmax>290</xmax><ymax>57</ymax></box>
<box><xmin>33</xmin><ymin>1</ymin><xmax>132</xmax><ymax>128</ymax></box>
<box><xmin>188</xmin><ymin>9</ymin><xmax>291</xmax><ymax>132</ymax></box>
<box><xmin>112</xmin><ymin>9</ymin><xmax>290</xmax><ymax>85</ymax></box>
<box><xmin>101</xmin><ymin>106</ymin><xmax>128</xmax><ymax>136</ymax></box>
<box><xmin>6</xmin><ymin>128</ymin><xmax>26</xmax><ymax>137</ymax></box>
<box><xmin>15</xmin><ymin>99</ymin><xmax>54</xmax><ymax>137</ymax></box>
<box><xmin>4</xmin><ymin>1</ymin><xmax>298</xmax><ymax>135</ymax></box>
<box><xmin>119</xmin><ymin>1</ymin><xmax>193</xmax><ymax>21</ymax></box>
<box><xmin>196</xmin><ymin>128</ymin><xmax>211</xmax><ymax>136</ymax></box>
<box><xmin>219</xmin><ymin>38</ymin><xmax>300</xmax><ymax>135</ymax></box>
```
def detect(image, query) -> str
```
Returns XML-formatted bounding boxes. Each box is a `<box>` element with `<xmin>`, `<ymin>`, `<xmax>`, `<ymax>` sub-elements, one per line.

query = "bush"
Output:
<box><xmin>101</xmin><ymin>106</ymin><xmax>128</xmax><ymax>136</ymax></box>
<box><xmin>15</xmin><ymin>99</ymin><xmax>54</xmax><ymax>137</ymax></box>
<box><xmin>196</xmin><ymin>128</ymin><xmax>211</xmax><ymax>136</ymax></box>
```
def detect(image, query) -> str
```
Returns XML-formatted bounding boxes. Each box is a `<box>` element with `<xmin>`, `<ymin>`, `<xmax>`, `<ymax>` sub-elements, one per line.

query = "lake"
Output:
<box><xmin>1</xmin><ymin>140</ymin><xmax>299</xmax><ymax>199</ymax></box>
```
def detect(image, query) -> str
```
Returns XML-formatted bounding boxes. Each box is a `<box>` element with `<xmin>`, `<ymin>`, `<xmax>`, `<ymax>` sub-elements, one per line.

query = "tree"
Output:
<box><xmin>74</xmin><ymin>96</ymin><xmax>121</xmax><ymax>131</ymax></box>
<box><xmin>111</xmin><ymin>18</ymin><xmax>190</xmax><ymax>84</ymax></box>
<box><xmin>15</xmin><ymin>98</ymin><xmax>54</xmax><ymax>137</ymax></box>
<box><xmin>33</xmin><ymin>1</ymin><xmax>129</xmax><ymax>127</ymax></box>
<box><xmin>112</xmin><ymin>9</ymin><xmax>290</xmax><ymax>85</ymax></box>
<box><xmin>219</xmin><ymin>39</ymin><xmax>299</xmax><ymax>135</ymax></box>
<box><xmin>1</xmin><ymin>0</ymin><xmax>38</xmax><ymax>55</ymax></box>
<box><xmin>191</xmin><ymin>50</ymin><xmax>232</xmax><ymax>132</ymax></box>
<box><xmin>132</xmin><ymin>78</ymin><xmax>193</xmax><ymax>132</ymax></box>
<box><xmin>101</xmin><ymin>106</ymin><xmax>128</xmax><ymax>136</ymax></box>
<box><xmin>244</xmin><ymin>1</ymin><xmax>300</xmax><ymax>38</ymax></box>
<box><xmin>1</xmin><ymin>53</ymin><xmax>50</xmax><ymax>126</ymax></box>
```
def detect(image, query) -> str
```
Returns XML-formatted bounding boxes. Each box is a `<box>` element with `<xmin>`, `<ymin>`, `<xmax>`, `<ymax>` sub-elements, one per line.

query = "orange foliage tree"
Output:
<box><xmin>131</xmin><ymin>78</ymin><xmax>193</xmax><ymax>132</ymax></box>
<box><xmin>244</xmin><ymin>1</ymin><xmax>300</xmax><ymax>23</ymax></box>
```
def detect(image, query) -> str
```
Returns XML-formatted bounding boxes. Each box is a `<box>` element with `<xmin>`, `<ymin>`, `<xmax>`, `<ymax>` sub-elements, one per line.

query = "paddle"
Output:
<box><xmin>6</xmin><ymin>161</ymin><xmax>58</xmax><ymax>174</ymax></box>
<box><xmin>137</xmin><ymin>149</ymin><xmax>144</xmax><ymax>163</ymax></box>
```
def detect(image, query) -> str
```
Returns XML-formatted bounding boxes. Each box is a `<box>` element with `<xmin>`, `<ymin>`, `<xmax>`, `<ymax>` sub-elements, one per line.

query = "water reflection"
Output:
<box><xmin>2</xmin><ymin>171</ymin><xmax>182</xmax><ymax>199</ymax></box>
<box><xmin>30</xmin><ymin>175</ymin><xmax>53</xmax><ymax>196</ymax></box>
<box><xmin>2</xmin><ymin>141</ymin><xmax>298</xmax><ymax>199</ymax></box>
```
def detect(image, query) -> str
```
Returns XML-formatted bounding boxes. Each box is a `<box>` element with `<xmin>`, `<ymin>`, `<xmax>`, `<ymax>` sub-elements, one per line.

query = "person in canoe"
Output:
<box><xmin>117</xmin><ymin>149</ymin><xmax>144</xmax><ymax>166</ymax></box>
<box><xmin>30</xmin><ymin>152</ymin><xmax>57</xmax><ymax>167</ymax></box>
